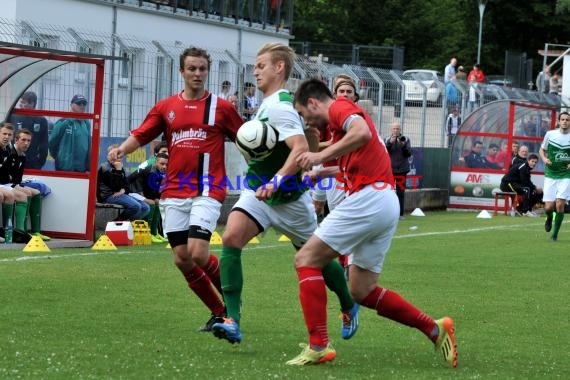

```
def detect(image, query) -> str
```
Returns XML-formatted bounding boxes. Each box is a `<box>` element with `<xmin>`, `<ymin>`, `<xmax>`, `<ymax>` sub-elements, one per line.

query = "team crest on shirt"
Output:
<box><xmin>167</xmin><ymin>110</ymin><xmax>175</xmax><ymax>123</ymax></box>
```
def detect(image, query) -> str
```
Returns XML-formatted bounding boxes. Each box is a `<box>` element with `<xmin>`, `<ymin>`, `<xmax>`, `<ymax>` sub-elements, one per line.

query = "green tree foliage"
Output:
<box><xmin>293</xmin><ymin>0</ymin><xmax>570</xmax><ymax>75</ymax></box>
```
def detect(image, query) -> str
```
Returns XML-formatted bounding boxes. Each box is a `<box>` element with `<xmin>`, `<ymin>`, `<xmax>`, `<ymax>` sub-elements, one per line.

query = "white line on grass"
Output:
<box><xmin>0</xmin><ymin>221</ymin><xmax>558</xmax><ymax>264</ymax></box>
<box><xmin>0</xmin><ymin>244</ymin><xmax>283</xmax><ymax>263</ymax></box>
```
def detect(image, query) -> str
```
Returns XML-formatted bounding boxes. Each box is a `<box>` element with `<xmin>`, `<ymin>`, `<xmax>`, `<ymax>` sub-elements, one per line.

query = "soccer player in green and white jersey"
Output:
<box><xmin>539</xmin><ymin>111</ymin><xmax>570</xmax><ymax>241</ymax></box>
<box><xmin>212</xmin><ymin>43</ymin><xmax>358</xmax><ymax>344</ymax></box>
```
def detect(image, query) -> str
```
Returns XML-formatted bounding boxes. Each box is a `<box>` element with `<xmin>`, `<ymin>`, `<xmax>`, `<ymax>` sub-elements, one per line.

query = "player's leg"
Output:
<box><xmin>163</xmin><ymin>198</ymin><xmax>225</xmax><ymax>330</ymax></box>
<box><xmin>0</xmin><ymin>187</ymin><xmax>15</xmax><ymax>229</ymax></box>
<box><xmin>287</xmin><ymin>234</ymin><xmax>338</xmax><ymax>365</ymax></box>
<box><xmin>213</xmin><ymin>190</ymin><xmax>269</xmax><ymax>343</ymax></box>
<box><xmin>542</xmin><ymin>178</ymin><xmax>556</xmax><ymax>232</ymax></box>
<box><xmin>11</xmin><ymin>187</ymin><xmax>28</xmax><ymax>231</ymax></box>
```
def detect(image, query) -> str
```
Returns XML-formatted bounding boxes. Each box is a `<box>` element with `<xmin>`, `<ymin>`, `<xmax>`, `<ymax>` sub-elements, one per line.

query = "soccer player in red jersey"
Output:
<box><xmin>288</xmin><ymin>78</ymin><xmax>458</xmax><ymax>367</ymax></box>
<box><xmin>108</xmin><ymin>47</ymin><xmax>244</xmax><ymax>332</ymax></box>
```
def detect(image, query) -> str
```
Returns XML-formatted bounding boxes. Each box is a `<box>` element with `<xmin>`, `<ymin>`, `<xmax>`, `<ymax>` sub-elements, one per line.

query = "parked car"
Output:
<box><xmin>402</xmin><ymin>69</ymin><xmax>442</xmax><ymax>103</ymax></box>
<box><xmin>486</xmin><ymin>75</ymin><xmax>514</xmax><ymax>87</ymax></box>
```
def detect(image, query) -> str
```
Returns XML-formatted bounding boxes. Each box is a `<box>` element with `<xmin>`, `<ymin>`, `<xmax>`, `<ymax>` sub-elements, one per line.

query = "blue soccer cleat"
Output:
<box><xmin>212</xmin><ymin>317</ymin><xmax>242</xmax><ymax>344</ymax></box>
<box><xmin>340</xmin><ymin>303</ymin><xmax>360</xmax><ymax>339</ymax></box>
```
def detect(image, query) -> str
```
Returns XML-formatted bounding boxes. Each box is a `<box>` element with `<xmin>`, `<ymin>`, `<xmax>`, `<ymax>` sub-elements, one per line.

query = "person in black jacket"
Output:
<box><xmin>128</xmin><ymin>152</ymin><xmax>168</xmax><ymax>243</ymax></box>
<box><xmin>500</xmin><ymin>153</ymin><xmax>543</xmax><ymax>216</ymax></box>
<box><xmin>97</xmin><ymin>144</ymin><xmax>149</xmax><ymax>221</ymax></box>
<box><xmin>385</xmin><ymin>122</ymin><xmax>412</xmax><ymax>218</ymax></box>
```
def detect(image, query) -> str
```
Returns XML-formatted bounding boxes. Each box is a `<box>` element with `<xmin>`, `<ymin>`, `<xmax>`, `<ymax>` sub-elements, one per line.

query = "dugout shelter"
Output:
<box><xmin>0</xmin><ymin>44</ymin><xmax>109</xmax><ymax>243</ymax></box>
<box><xmin>448</xmin><ymin>95</ymin><xmax>560</xmax><ymax>211</ymax></box>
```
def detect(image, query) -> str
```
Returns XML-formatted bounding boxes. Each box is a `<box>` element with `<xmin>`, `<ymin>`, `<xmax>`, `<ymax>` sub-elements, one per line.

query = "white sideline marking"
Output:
<box><xmin>0</xmin><ymin>221</ymin><xmax>557</xmax><ymax>264</ymax></box>
<box><xmin>0</xmin><ymin>244</ymin><xmax>283</xmax><ymax>263</ymax></box>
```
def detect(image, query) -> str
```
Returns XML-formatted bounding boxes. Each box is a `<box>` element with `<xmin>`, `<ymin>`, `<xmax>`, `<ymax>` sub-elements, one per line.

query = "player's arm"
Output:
<box><xmin>304</xmin><ymin>126</ymin><xmax>320</xmax><ymax>153</ymax></box>
<box><xmin>297</xmin><ymin>115</ymin><xmax>370</xmax><ymax>169</ymax></box>
<box><xmin>539</xmin><ymin>147</ymin><xmax>550</xmax><ymax>166</ymax></box>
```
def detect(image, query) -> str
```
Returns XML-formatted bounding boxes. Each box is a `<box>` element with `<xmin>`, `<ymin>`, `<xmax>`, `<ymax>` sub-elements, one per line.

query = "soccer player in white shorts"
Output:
<box><xmin>289</xmin><ymin>78</ymin><xmax>457</xmax><ymax>368</ymax></box>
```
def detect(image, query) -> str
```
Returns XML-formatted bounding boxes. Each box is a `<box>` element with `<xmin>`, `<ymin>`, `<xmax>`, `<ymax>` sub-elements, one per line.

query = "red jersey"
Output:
<box><xmin>131</xmin><ymin>91</ymin><xmax>243</xmax><ymax>203</ymax></box>
<box><xmin>328</xmin><ymin>98</ymin><xmax>393</xmax><ymax>194</ymax></box>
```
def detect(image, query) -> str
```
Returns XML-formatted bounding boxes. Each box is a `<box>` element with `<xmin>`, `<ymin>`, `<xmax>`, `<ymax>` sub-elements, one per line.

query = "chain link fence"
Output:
<box><xmin>1</xmin><ymin>17</ymin><xmax>567</xmax><ymax>148</ymax></box>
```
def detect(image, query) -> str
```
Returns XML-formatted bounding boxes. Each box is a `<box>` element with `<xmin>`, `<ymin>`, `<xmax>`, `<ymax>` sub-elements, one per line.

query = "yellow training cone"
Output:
<box><xmin>92</xmin><ymin>235</ymin><xmax>117</xmax><ymax>250</ymax></box>
<box><xmin>210</xmin><ymin>231</ymin><xmax>223</xmax><ymax>245</ymax></box>
<box><xmin>22</xmin><ymin>235</ymin><xmax>51</xmax><ymax>253</ymax></box>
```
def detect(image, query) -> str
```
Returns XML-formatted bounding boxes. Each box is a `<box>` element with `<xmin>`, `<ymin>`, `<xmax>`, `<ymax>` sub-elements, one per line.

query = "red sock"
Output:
<box><xmin>202</xmin><ymin>254</ymin><xmax>222</xmax><ymax>295</ymax></box>
<box><xmin>297</xmin><ymin>266</ymin><xmax>329</xmax><ymax>348</ymax></box>
<box><xmin>183</xmin><ymin>266</ymin><xmax>225</xmax><ymax>316</ymax></box>
<box><xmin>361</xmin><ymin>287</ymin><xmax>436</xmax><ymax>341</ymax></box>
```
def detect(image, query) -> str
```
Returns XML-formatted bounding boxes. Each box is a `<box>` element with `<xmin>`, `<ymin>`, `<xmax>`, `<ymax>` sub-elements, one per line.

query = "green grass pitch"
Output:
<box><xmin>1</xmin><ymin>211</ymin><xmax>569</xmax><ymax>379</ymax></box>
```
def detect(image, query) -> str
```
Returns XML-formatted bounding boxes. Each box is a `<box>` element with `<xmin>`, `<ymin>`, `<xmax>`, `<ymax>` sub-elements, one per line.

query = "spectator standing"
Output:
<box><xmin>539</xmin><ymin>112</ymin><xmax>570</xmax><ymax>242</ymax></box>
<box><xmin>500</xmin><ymin>153</ymin><xmax>543</xmax><ymax>217</ymax></box>
<box><xmin>97</xmin><ymin>144</ymin><xmax>150</xmax><ymax>221</ymax></box>
<box><xmin>455</xmin><ymin>65</ymin><xmax>467</xmax><ymax>81</ymax></box>
<box><xmin>8</xmin><ymin>91</ymin><xmax>49</xmax><ymax>169</ymax></box>
<box><xmin>218</xmin><ymin>80</ymin><xmax>231</xmax><ymax>100</ymax></box>
<box><xmin>467</xmin><ymin>64</ymin><xmax>485</xmax><ymax>113</ymax></box>
<box><xmin>444</xmin><ymin>57</ymin><xmax>457</xmax><ymax>83</ymax></box>
<box><xmin>289</xmin><ymin>78</ymin><xmax>457</xmax><ymax>367</ymax></box>
<box><xmin>128</xmin><ymin>152</ymin><xmax>169</xmax><ymax>243</ymax></box>
<box><xmin>243</xmin><ymin>82</ymin><xmax>258</xmax><ymax>121</ymax></box>
<box><xmin>385</xmin><ymin>122</ymin><xmax>412</xmax><ymax>219</ymax></box>
<box><xmin>535</xmin><ymin>65</ymin><xmax>551</xmax><ymax>93</ymax></box>
<box><xmin>445</xmin><ymin>108</ymin><xmax>461</xmax><ymax>147</ymax></box>
<box><xmin>549</xmin><ymin>72</ymin><xmax>560</xmax><ymax>96</ymax></box>
<box><xmin>49</xmin><ymin>94</ymin><xmax>91</xmax><ymax>172</ymax></box>
<box><xmin>108</xmin><ymin>47</ymin><xmax>244</xmax><ymax>332</ymax></box>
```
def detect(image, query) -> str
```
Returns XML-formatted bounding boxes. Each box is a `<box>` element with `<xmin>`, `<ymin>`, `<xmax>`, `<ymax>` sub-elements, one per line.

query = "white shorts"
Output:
<box><xmin>160</xmin><ymin>197</ymin><xmax>221</xmax><ymax>234</ymax></box>
<box><xmin>542</xmin><ymin>178</ymin><xmax>570</xmax><ymax>202</ymax></box>
<box><xmin>0</xmin><ymin>184</ymin><xmax>14</xmax><ymax>190</ymax></box>
<box><xmin>315</xmin><ymin>184</ymin><xmax>399</xmax><ymax>274</ymax></box>
<box><xmin>233</xmin><ymin>189</ymin><xmax>316</xmax><ymax>247</ymax></box>
<box><xmin>325</xmin><ymin>177</ymin><xmax>346</xmax><ymax>211</ymax></box>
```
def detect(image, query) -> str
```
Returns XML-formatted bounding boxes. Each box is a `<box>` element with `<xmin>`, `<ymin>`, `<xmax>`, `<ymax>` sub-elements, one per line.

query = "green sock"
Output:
<box><xmin>2</xmin><ymin>203</ymin><xmax>14</xmax><ymax>227</ymax></box>
<box><xmin>147</xmin><ymin>204</ymin><xmax>158</xmax><ymax>235</ymax></box>
<box><xmin>15</xmin><ymin>201</ymin><xmax>28</xmax><ymax>231</ymax></box>
<box><xmin>220</xmin><ymin>246</ymin><xmax>243</xmax><ymax>323</ymax></box>
<box><xmin>552</xmin><ymin>212</ymin><xmax>564</xmax><ymax>239</ymax></box>
<box><xmin>323</xmin><ymin>260</ymin><xmax>354</xmax><ymax>312</ymax></box>
<box><xmin>29</xmin><ymin>194</ymin><xmax>42</xmax><ymax>233</ymax></box>
<box><xmin>24</xmin><ymin>196</ymin><xmax>31</xmax><ymax>230</ymax></box>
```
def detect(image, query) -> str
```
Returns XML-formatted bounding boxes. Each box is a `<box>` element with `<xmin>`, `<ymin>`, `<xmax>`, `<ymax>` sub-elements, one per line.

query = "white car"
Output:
<box><xmin>402</xmin><ymin>69</ymin><xmax>442</xmax><ymax>103</ymax></box>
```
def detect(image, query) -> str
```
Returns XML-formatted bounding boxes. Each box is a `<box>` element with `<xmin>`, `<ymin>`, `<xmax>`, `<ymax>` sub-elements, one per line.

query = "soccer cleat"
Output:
<box><xmin>157</xmin><ymin>234</ymin><xmax>169</xmax><ymax>242</ymax></box>
<box><xmin>32</xmin><ymin>232</ymin><xmax>51</xmax><ymax>241</ymax></box>
<box><xmin>198</xmin><ymin>314</ymin><xmax>225</xmax><ymax>332</ymax></box>
<box><xmin>544</xmin><ymin>216</ymin><xmax>553</xmax><ymax>232</ymax></box>
<box><xmin>550</xmin><ymin>235</ymin><xmax>558</xmax><ymax>242</ymax></box>
<box><xmin>212</xmin><ymin>317</ymin><xmax>242</xmax><ymax>344</ymax></box>
<box><xmin>286</xmin><ymin>343</ymin><xmax>336</xmax><ymax>366</ymax></box>
<box><xmin>151</xmin><ymin>234</ymin><xmax>164</xmax><ymax>243</ymax></box>
<box><xmin>340</xmin><ymin>303</ymin><xmax>360</xmax><ymax>339</ymax></box>
<box><xmin>434</xmin><ymin>317</ymin><xmax>458</xmax><ymax>368</ymax></box>
<box><xmin>523</xmin><ymin>211</ymin><xmax>538</xmax><ymax>217</ymax></box>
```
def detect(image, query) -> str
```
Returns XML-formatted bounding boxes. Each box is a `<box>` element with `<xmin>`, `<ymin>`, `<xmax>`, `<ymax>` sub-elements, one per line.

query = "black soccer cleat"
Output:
<box><xmin>198</xmin><ymin>315</ymin><xmax>225</xmax><ymax>333</ymax></box>
<box><xmin>544</xmin><ymin>216</ymin><xmax>553</xmax><ymax>233</ymax></box>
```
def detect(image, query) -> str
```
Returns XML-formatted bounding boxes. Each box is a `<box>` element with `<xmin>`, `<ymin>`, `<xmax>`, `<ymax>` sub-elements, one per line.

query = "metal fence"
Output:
<box><xmin>1</xmin><ymin>17</ymin><xmax>567</xmax><ymax>149</ymax></box>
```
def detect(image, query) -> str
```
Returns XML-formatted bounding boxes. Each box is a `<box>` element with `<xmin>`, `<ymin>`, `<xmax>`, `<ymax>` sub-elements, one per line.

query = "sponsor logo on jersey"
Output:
<box><xmin>167</xmin><ymin>110</ymin><xmax>175</xmax><ymax>122</ymax></box>
<box><xmin>171</xmin><ymin>129</ymin><xmax>207</xmax><ymax>145</ymax></box>
<box><xmin>554</xmin><ymin>152</ymin><xmax>570</xmax><ymax>162</ymax></box>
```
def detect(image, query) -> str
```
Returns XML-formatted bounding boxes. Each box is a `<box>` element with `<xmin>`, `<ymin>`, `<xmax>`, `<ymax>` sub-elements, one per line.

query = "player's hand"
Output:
<box><xmin>108</xmin><ymin>147</ymin><xmax>124</xmax><ymax>162</ymax></box>
<box><xmin>297</xmin><ymin>152</ymin><xmax>322</xmax><ymax>170</ymax></box>
<box><xmin>255</xmin><ymin>182</ymin><xmax>277</xmax><ymax>201</ymax></box>
<box><xmin>544</xmin><ymin>159</ymin><xmax>552</xmax><ymax>166</ymax></box>
<box><xmin>303</xmin><ymin>169</ymin><xmax>320</xmax><ymax>185</ymax></box>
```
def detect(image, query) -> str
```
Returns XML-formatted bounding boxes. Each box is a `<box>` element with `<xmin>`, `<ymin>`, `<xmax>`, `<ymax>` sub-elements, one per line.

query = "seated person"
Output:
<box><xmin>500</xmin><ymin>153</ymin><xmax>543</xmax><ymax>217</ymax></box>
<box><xmin>511</xmin><ymin>144</ymin><xmax>529</xmax><ymax>168</ymax></box>
<box><xmin>128</xmin><ymin>152</ymin><xmax>169</xmax><ymax>243</ymax></box>
<box><xmin>485</xmin><ymin>143</ymin><xmax>501</xmax><ymax>167</ymax></box>
<box><xmin>97</xmin><ymin>144</ymin><xmax>150</xmax><ymax>221</ymax></box>
<box><xmin>0</xmin><ymin>123</ymin><xmax>34</xmax><ymax>239</ymax></box>
<box><xmin>138</xmin><ymin>141</ymin><xmax>168</xmax><ymax>170</ymax></box>
<box><xmin>8</xmin><ymin>129</ymin><xmax>50</xmax><ymax>240</ymax></box>
<box><xmin>464</xmin><ymin>141</ymin><xmax>502</xmax><ymax>169</ymax></box>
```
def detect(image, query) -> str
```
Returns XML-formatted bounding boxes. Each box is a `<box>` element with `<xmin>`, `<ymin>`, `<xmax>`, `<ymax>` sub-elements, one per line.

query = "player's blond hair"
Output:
<box><xmin>257</xmin><ymin>43</ymin><xmax>296</xmax><ymax>80</ymax></box>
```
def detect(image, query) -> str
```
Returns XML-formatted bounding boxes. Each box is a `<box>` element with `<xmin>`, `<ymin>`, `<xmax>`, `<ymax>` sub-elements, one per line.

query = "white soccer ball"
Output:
<box><xmin>235</xmin><ymin>119</ymin><xmax>278</xmax><ymax>161</ymax></box>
